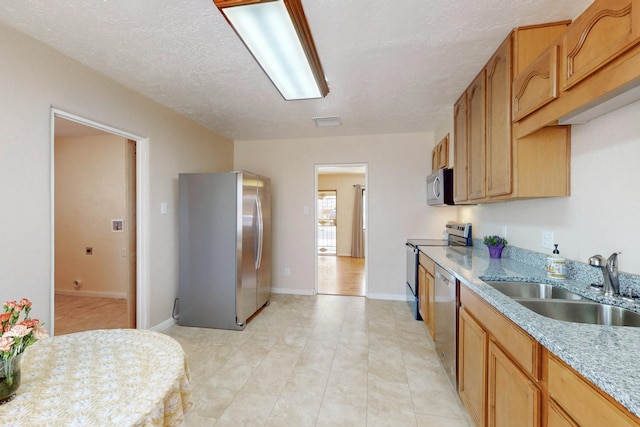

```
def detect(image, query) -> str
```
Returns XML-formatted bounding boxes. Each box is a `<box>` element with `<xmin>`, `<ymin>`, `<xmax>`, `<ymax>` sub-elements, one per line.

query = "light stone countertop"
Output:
<box><xmin>418</xmin><ymin>245</ymin><xmax>640</xmax><ymax>418</ymax></box>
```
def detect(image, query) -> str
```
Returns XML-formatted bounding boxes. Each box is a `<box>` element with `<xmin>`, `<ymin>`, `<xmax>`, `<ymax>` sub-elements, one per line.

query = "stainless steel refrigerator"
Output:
<box><xmin>177</xmin><ymin>171</ymin><xmax>271</xmax><ymax>330</ymax></box>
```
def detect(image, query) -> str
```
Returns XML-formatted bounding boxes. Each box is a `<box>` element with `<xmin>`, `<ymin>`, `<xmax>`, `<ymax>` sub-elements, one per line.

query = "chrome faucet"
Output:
<box><xmin>588</xmin><ymin>252</ymin><xmax>621</xmax><ymax>297</ymax></box>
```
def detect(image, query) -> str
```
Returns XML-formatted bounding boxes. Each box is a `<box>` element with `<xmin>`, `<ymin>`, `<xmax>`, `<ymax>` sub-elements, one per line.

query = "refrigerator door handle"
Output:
<box><xmin>255</xmin><ymin>195</ymin><xmax>264</xmax><ymax>270</ymax></box>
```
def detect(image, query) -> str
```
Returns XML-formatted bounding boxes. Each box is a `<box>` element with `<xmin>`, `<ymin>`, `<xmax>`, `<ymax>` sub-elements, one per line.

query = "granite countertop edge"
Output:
<box><xmin>418</xmin><ymin>245</ymin><xmax>640</xmax><ymax>418</ymax></box>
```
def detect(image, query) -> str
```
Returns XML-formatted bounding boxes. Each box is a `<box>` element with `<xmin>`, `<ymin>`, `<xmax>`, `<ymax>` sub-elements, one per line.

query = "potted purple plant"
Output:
<box><xmin>483</xmin><ymin>235</ymin><xmax>508</xmax><ymax>259</ymax></box>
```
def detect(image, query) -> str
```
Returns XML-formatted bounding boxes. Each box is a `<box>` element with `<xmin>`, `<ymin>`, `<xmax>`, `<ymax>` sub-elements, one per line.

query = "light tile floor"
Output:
<box><xmin>163</xmin><ymin>294</ymin><xmax>473</xmax><ymax>426</ymax></box>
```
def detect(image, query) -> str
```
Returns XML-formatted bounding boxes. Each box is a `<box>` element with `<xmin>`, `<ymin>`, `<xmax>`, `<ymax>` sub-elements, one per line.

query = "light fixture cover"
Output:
<box><xmin>214</xmin><ymin>0</ymin><xmax>329</xmax><ymax>101</ymax></box>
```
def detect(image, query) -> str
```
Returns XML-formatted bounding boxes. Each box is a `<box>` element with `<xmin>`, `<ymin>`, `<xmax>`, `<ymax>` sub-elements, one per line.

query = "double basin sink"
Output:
<box><xmin>484</xmin><ymin>281</ymin><xmax>640</xmax><ymax>327</ymax></box>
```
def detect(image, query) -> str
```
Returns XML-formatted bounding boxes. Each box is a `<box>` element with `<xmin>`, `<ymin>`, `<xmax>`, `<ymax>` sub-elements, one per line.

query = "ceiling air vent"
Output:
<box><xmin>313</xmin><ymin>116</ymin><xmax>342</xmax><ymax>127</ymax></box>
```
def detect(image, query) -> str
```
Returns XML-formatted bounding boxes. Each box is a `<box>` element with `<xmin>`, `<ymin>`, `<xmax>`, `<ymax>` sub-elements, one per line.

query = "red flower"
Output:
<box><xmin>21</xmin><ymin>319</ymin><xmax>39</xmax><ymax>328</ymax></box>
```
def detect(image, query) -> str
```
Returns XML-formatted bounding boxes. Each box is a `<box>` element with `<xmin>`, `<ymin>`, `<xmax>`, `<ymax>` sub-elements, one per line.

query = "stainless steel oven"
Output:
<box><xmin>406</xmin><ymin>239</ymin><xmax>448</xmax><ymax>320</ymax></box>
<box><xmin>405</xmin><ymin>222</ymin><xmax>472</xmax><ymax>320</ymax></box>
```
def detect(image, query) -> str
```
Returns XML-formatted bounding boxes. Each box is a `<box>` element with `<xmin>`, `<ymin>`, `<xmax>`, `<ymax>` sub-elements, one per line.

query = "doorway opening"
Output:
<box><xmin>51</xmin><ymin>110</ymin><xmax>148</xmax><ymax>335</ymax></box>
<box><xmin>315</xmin><ymin>164</ymin><xmax>367</xmax><ymax>297</ymax></box>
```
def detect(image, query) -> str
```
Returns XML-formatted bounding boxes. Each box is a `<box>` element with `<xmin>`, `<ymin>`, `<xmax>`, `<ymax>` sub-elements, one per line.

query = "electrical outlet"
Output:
<box><xmin>284</xmin><ymin>267</ymin><xmax>291</xmax><ymax>277</ymax></box>
<box><xmin>542</xmin><ymin>231</ymin><xmax>554</xmax><ymax>249</ymax></box>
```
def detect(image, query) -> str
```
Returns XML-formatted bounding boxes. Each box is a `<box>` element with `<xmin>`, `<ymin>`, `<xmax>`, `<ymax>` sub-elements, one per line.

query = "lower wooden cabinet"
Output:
<box><xmin>418</xmin><ymin>253</ymin><xmax>435</xmax><ymax>339</ymax></box>
<box><xmin>488</xmin><ymin>341</ymin><xmax>540</xmax><ymax>427</ymax></box>
<box><xmin>547</xmin><ymin>399</ymin><xmax>579</xmax><ymax>427</ymax></box>
<box><xmin>459</xmin><ymin>288</ymin><xmax>541</xmax><ymax>427</ymax></box>
<box><xmin>547</xmin><ymin>353</ymin><xmax>640</xmax><ymax>427</ymax></box>
<box><xmin>458</xmin><ymin>307</ymin><xmax>488</xmax><ymax>427</ymax></box>
<box><xmin>457</xmin><ymin>284</ymin><xmax>640</xmax><ymax>427</ymax></box>
<box><xmin>418</xmin><ymin>263</ymin><xmax>427</xmax><ymax>322</ymax></box>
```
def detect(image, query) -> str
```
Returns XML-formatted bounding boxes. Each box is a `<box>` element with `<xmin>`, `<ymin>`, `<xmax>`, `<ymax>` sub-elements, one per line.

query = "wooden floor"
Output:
<box><xmin>317</xmin><ymin>255</ymin><xmax>365</xmax><ymax>296</ymax></box>
<box><xmin>54</xmin><ymin>294</ymin><xmax>129</xmax><ymax>335</ymax></box>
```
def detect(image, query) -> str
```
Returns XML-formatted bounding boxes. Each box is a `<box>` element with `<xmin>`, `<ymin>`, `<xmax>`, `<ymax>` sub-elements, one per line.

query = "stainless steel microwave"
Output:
<box><xmin>426</xmin><ymin>168</ymin><xmax>454</xmax><ymax>206</ymax></box>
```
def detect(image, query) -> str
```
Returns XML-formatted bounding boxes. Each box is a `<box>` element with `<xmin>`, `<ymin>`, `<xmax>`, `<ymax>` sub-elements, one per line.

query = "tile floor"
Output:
<box><xmin>164</xmin><ymin>294</ymin><xmax>473</xmax><ymax>426</ymax></box>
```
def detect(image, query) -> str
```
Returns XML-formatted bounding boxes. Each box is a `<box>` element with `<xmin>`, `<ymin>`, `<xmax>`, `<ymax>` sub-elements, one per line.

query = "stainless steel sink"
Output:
<box><xmin>484</xmin><ymin>281</ymin><xmax>584</xmax><ymax>300</ymax></box>
<box><xmin>515</xmin><ymin>299</ymin><xmax>640</xmax><ymax>327</ymax></box>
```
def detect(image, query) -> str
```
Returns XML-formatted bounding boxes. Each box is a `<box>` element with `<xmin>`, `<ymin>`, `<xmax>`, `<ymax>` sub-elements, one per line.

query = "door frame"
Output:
<box><xmin>50</xmin><ymin>108</ymin><xmax>150</xmax><ymax>332</ymax></box>
<box><xmin>314</xmin><ymin>163</ymin><xmax>368</xmax><ymax>296</ymax></box>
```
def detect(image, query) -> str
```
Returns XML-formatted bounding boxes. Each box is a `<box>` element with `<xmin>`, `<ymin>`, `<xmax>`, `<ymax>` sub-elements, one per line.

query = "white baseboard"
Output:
<box><xmin>150</xmin><ymin>317</ymin><xmax>177</xmax><ymax>332</ymax></box>
<box><xmin>55</xmin><ymin>289</ymin><xmax>127</xmax><ymax>299</ymax></box>
<box><xmin>271</xmin><ymin>287</ymin><xmax>315</xmax><ymax>296</ymax></box>
<box><xmin>366</xmin><ymin>293</ymin><xmax>406</xmax><ymax>301</ymax></box>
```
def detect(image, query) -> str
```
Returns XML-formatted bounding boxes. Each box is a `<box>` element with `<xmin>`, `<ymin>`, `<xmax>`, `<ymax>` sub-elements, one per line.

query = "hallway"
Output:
<box><xmin>318</xmin><ymin>256</ymin><xmax>365</xmax><ymax>297</ymax></box>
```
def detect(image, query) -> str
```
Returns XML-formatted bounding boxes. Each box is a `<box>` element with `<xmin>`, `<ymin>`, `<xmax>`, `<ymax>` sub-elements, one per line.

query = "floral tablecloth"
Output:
<box><xmin>0</xmin><ymin>329</ymin><xmax>193</xmax><ymax>426</ymax></box>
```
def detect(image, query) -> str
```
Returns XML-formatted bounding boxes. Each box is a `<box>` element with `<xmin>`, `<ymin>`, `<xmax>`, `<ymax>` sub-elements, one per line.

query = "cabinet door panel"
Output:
<box><xmin>548</xmin><ymin>399</ymin><xmax>579</xmax><ymax>427</ymax></box>
<box><xmin>458</xmin><ymin>307</ymin><xmax>488</xmax><ymax>427</ymax></box>
<box><xmin>427</xmin><ymin>271</ymin><xmax>435</xmax><ymax>339</ymax></box>
<box><xmin>486</xmin><ymin>38</ymin><xmax>512</xmax><ymax>197</ymax></box>
<box><xmin>562</xmin><ymin>0</ymin><xmax>640</xmax><ymax>90</ymax></box>
<box><xmin>488</xmin><ymin>341</ymin><xmax>540</xmax><ymax>427</ymax></box>
<box><xmin>418</xmin><ymin>264</ymin><xmax>427</xmax><ymax>321</ymax></box>
<box><xmin>453</xmin><ymin>93</ymin><xmax>469</xmax><ymax>203</ymax></box>
<box><xmin>438</xmin><ymin>134</ymin><xmax>449</xmax><ymax>169</ymax></box>
<box><xmin>513</xmin><ymin>45</ymin><xmax>559</xmax><ymax>121</ymax></box>
<box><xmin>431</xmin><ymin>147</ymin><xmax>439</xmax><ymax>172</ymax></box>
<box><xmin>548</xmin><ymin>354</ymin><xmax>640</xmax><ymax>427</ymax></box>
<box><xmin>467</xmin><ymin>71</ymin><xmax>486</xmax><ymax>200</ymax></box>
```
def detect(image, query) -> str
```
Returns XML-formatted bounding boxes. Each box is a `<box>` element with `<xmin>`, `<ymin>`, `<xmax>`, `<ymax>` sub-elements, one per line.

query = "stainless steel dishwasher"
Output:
<box><xmin>434</xmin><ymin>264</ymin><xmax>458</xmax><ymax>388</ymax></box>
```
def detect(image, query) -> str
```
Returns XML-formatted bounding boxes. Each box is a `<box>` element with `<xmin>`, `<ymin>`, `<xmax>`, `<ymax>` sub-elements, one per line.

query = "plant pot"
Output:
<box><xmin>0</xmin><ymin>354</ymin><xmax>22</xmax><ymax>405</ymax></box>
<box><xmin>487</xmin><ymin>244</ymin><xmax>504</xmax><ymax>259</ymax></box>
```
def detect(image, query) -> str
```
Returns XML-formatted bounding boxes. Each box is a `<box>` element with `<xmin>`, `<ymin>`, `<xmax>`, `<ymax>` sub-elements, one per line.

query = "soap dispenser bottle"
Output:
<box><xmin>546</xmin><ymin>244</ymin><xmax>566</xmax><ymax>279</ymax></box>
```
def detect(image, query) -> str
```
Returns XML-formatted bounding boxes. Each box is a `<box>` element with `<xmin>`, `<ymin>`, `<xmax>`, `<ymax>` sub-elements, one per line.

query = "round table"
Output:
<box><xmin>0</xmin><ymin>329</ymin><xmax>193</xmax><ymax>426</ymax></box>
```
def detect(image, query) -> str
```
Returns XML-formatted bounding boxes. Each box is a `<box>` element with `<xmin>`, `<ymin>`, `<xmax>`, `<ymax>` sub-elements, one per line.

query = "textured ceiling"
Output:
<box><xmin>0</xmin><ymin>0</ymin><xmax>592</xmax><ymax>141</ymax></box>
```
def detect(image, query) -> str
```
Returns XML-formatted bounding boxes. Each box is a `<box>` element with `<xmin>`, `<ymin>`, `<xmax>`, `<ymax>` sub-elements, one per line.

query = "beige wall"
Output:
<box><xmin>0</xmin><ymin>22</ymin><xmax>233</xmax><ymax>329</ymax></box>
<box><xmin>54</xmin><ymin>135</ymin><xmax>128</xmax><ymax>297</ymax></box>
<box><xmin>318</xmin><ymin>173</ymin><xmax>366</xmax><ymax>256</ymax></box>
<box><xmin>448</xmin><ymin>99</ymin><xmax>640</xmax><ymax>276</ymax></box>
<box><xmin>235</xmin><ymin>133</ymin><xmax>457</xmax><ymax>299</ymax></box>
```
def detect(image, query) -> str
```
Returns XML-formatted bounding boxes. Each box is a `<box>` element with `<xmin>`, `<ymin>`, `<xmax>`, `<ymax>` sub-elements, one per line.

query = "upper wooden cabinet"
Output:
<box><xmin>431</xmin><ymin>134</ymin><xmax>449</xmax><ymax>172</ymax></box>
<box><xmin>453</xmin><ymin>93</ymin><xmax>469</xmax><ymax>203</ymax></box>
<box><xmin>512</xmin><ymin>44</ymin><xmax>559</xmax><ymax>121</ymax></box>
<box><xmin>453</xmin><ymin>22</ymin><xmax>570</xmax><ymax>204</ymax></box>
<box><xmin>467</xmin><ymin>71</ymin><xmax>487</xmax><ymax>201</ymax></box>
<box><xmin>486</xmin><ymin>37</ymin><xmax>513</xmax><ymax>198</ymax></box>
<box><xmin>514</xmin><ymin>0</ymin><xmax>640</xmax><ymax>138</ymax></box>
<box><xmin>561</xmin><ymin>0</ymin><xmax>640</xmax><ymax>91</ymax></box>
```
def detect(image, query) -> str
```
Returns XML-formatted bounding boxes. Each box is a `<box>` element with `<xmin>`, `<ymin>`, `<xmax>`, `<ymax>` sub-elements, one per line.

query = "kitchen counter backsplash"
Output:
<box><xmin>472</xmin><ymin>238</ymin><xmax>640</xmax><ymax>299</ymax></box>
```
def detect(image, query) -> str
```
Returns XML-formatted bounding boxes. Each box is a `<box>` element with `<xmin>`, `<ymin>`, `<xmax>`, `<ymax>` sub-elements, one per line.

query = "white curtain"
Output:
<box><xmin>351</xmin><ymin>185</ymin><xmax>364</xmax><ymax>258</ymax></box>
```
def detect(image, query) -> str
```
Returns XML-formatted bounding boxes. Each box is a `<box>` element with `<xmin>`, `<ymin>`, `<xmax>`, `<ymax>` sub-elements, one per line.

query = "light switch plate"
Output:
<box><xmin>542</xmin><ymin>231</ymin><xmax>554</xmax><ymax>249</ymax></box>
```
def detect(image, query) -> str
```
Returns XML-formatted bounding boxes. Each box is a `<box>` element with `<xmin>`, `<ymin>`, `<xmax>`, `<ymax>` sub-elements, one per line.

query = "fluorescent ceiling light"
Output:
<box><xmin>214</xmin><ymin>0</ymin><xmax>329</xmax><ymax>101</ymax></box>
